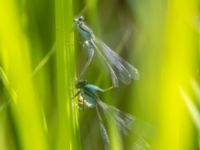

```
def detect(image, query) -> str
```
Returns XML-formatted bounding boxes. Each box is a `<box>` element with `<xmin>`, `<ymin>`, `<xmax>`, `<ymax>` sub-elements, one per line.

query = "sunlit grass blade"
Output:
<box><xmin>55</xmin><ymin>0</ymin><xmax>80</xmax><ymax>149</ymax></box>
<box><xmin>0</xmin><ymin>67</ymin><xmax>17</xmax><ymax>103</ymax></box>
<box><xmin>32</xmin><ymin>44</ymin><xmax>56</xmax><ymax>77</ymax></box>
<box><xmin>179</xmin><ymin>87</ymin><xmax>200</xmax><ymax>130</ymax></box>
<box><xmin>155</xmin><ymin>0</ymin><xmax>196</xmax><ymax>149</ymax></box>
<box><xmin>0</xmin><ymin>42</ymin><xmax>55</xmax><ymax>111</ymax></box>
<box><xmin>191</xmin><ymin>79</ymin><xmax>200</xmax><ymax>105</ymax></box>
<box><xmin>179</xmin><ymin>87</ymin><xmax>200</xmax><ymax>149</ymax></box>
<box><xmin>0</xmin><ymin>0</ymin><xmax>48</xmax><ymax>150</ymax></box>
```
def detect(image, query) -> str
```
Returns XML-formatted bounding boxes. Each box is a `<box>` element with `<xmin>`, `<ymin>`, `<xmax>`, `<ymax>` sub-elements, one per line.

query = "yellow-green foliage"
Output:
<box><xmin>0</xmin><ymin>0</ymin><xmax>200</xmax><ymax>150</ymax></box>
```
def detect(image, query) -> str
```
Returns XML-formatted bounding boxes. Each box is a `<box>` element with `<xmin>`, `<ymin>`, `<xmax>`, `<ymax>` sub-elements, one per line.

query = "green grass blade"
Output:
<box><xmin>0</xmin><ymin>0</ymin><xmax>48</xmax><ymax>150</ymax></box>
<box><xmin>55</xmin><ymin>0</ymin><xmax>80</xmax><ymax>149</ymax></box>
<box><xmin>32</xmin><ymin>44</ymin><xmax>56</xmax><ymax>77</ymax></box>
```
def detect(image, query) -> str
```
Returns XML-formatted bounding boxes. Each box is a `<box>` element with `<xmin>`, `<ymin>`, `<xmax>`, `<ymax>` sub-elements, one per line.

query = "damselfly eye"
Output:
<box><xmin>76</xmin><ymin>80</ymin><xmax>88</xmax><ymax>88</ymax></box>
<box><xmin>79</xmin><ymin>16</ymin><xmax>84</xmax><ymax>21</ymax></box>
<box><xmin>83</xmin><ymin>80</ymin><xmax>88</xmax><ymax>85</ymax></box>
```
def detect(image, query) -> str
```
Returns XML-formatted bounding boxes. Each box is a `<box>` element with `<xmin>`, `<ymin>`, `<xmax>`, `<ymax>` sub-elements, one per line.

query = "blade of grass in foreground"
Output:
<box><xmin>0</xmin><ymin>0</ymin><xmax>48</xmax><ymax>149</ymax></box>
<box><xmin>179</xmin><ymin>87</ymin><xmax>200</xmax><ymax>130</ymax></box>
<box><xmin>180</xmin><ymin>86</ymin><xmax>200</xmax><ymax>147</ymax></box>
<box><xmin>55</xmin><ymin>0</ymin><xmax>80</xmax><ymax>149</ymax></box>
<box><xmin>179</xmin><ymin>87</ymin><xmax>200</xmax><ymax>149</ymax></box>
<box><xmin>157</xmin><ymin>0</ymin><xmax>197</xmax><ymax>149</ymax></box>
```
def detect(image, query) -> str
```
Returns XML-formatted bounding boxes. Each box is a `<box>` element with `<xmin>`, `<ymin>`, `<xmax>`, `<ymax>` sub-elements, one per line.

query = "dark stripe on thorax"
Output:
<box><xmin>79</xmin><ymin>23</ymin><xmax>90</xmax><ymax>33</ymax></box>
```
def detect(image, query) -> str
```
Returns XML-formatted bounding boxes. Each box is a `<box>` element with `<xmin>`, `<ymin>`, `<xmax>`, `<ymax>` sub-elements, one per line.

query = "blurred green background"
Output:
<box><xmin>0</xmin><ymin>0</ymin><xmax>200</xmax><ymax>149</ymax></box>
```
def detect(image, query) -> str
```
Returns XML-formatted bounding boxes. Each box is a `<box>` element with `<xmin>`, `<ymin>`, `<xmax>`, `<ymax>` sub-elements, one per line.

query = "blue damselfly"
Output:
<box><xmin>74</xmin><ymin>16</ymin><xmax>139</xmax><ymax>88</ymax></box>
<box><xmin>74</xmin><ymin>80</ymin><xmax>134</xmax><ymax>150</ymax></box>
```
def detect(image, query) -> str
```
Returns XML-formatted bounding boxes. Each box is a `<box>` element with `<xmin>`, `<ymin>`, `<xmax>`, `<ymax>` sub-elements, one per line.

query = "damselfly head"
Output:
<box><xmin>73</xmin><ymin>16</ymin><xmax>85</xmax><ymax>24</ymax></box>
<box><xmin>76</xmin><ymin>80</ymin><xmax>88</xmax><ymax>89</ymax></box>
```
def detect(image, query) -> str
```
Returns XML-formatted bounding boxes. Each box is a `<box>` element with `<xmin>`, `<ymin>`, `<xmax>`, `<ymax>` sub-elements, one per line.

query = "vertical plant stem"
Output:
<box><xmin>55</xmin><ymin>0</ymin><xmax>80</xmax><ymax>149</ymax></box>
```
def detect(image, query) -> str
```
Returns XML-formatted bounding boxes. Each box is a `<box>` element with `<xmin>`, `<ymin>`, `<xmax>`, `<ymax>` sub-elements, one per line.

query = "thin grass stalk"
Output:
<box><xmin>190</xmin><ymin>80</ymin><xmax>200</xmax><ymax>148</ymax></box>
<box><xmin>179</xmin><ymin>87</ymin><xmax>200</xmax><ymax>130</ymax></box>
<box><xmin>55</xmin><ymin>0</ymin><xmax>80</xmax><ymax>149</ymax></box>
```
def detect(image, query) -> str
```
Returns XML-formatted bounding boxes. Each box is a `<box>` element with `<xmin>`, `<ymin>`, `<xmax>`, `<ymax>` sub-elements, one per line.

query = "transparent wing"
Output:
<box><xmin>92</xmin><ymin>38</ymin><xmax>139</xmax><ymax>85</ymax></box>
<box><xmin>96</xmin><ymin>98</ymin><xmax>135</xmax><ymax>135</ymax></box>
<box><xmin>90</xmin><ymin>40</ymin><xmax>119</xmax><ymax>87</ymax></box>
<box><xmin>96</xmin><ymin>105</ymin><xmax>110</xmax><ymax>150</ymax></box>
<box><xmin>96</xmin><ymin>99</ymin><xmax>151</xmax><ymax>150</ymax></box>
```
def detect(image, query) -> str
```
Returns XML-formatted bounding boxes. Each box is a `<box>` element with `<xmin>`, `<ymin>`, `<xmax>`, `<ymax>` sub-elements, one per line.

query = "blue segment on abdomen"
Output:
<box><xmin>85</xmin><ymin>84</ymin><xmax>104</xmax><ymax>92</ymax></box>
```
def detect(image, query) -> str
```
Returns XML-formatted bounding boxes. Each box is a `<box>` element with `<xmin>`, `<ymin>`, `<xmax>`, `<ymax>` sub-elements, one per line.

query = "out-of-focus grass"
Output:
<box><xmin>180</xmin><ymin>86</ymin><xmax>200</xmax><ymax>130</ymax></box>
<box><xmin>129</xmin><ymin>0</ymin><xmax>198</xmax><ymax>149</ymax></box>
<box><xmin>0</xmin><ymin>0</ymin><xmax>48</xmax><ymax>150</ymax></box>
<box><xmin>156</xmin><ymin>0</ymin><xmax>197</xmax><ymax>149</ymax></box>
<box><xmin>0</xmin><ymin>0</ymin><xmax>80</xmax><ymax>149</ymax></box>
<box><xmin>185</xmin><ymin>80</ymin><xmax>200</xmax><ymax>148</ymax></box>
<box><xmin>0</xmin><ymin>0</ymin><xmax>200</xmax><ymax>150</ymax></box>
<box><xmin>128</xmin><ymin>0</ymin><xmax>164</xmax><ymax>149</ymax></box>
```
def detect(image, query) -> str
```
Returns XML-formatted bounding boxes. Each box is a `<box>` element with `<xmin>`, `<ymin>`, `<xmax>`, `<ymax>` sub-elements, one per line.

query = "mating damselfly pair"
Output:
<box><xmin>73</xmin><ymin>16</ymin><xmax>147</xmax><ymax>150</ymax></box>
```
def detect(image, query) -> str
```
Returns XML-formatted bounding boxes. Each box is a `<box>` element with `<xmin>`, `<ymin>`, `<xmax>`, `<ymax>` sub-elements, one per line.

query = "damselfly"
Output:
<box><xmin>74</xmin><ymin>16</ymin><xmax>139</xmax><ymax>88</ymax></box>
<box><xmin>74</xmin><ymin>80</ymin><xmax>134</xmax><ymax>150</ymax></box>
